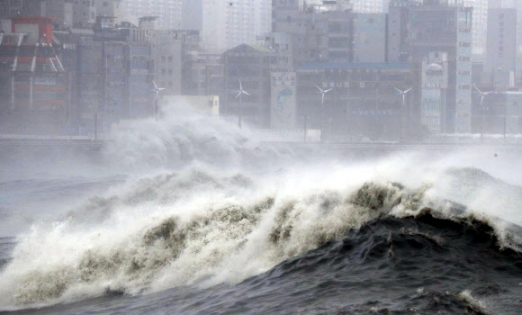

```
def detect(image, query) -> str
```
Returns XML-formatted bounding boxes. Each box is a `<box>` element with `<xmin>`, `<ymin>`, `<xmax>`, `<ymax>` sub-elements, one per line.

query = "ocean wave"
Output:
<box><xmin>1</xmin><ymin>168</ymin><xmax>520</xmax><ymax>310</ymax></box>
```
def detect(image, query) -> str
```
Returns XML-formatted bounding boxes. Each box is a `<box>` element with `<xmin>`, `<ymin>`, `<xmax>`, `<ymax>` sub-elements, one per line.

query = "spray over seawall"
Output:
<box><xmin>1</xmin><ymin>102</ymin><xmax>522</xmax><ymax>310</ymax></box>
<box><xmin>1</xmin><ymin>161</ymin><xmax>521</xmax><ymax>309</ymax></box>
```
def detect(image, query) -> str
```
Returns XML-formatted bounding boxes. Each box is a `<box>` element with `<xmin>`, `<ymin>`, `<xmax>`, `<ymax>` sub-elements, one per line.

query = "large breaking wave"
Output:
<box><xmin>1</xmin><ymin>166</ymin><xmax>522</xmax><ymax>310</ymax></box>
<box><xmin>1</xmin><ymin>104</ymin><xmax>522</xmax><ymax>312</ymax></box>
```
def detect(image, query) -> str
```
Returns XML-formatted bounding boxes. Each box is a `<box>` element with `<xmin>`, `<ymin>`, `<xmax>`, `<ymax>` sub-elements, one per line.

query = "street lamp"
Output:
<box><xmin>316</xmin><ymin>84</ymin><xmax>333</xmax><ymax>141</ymax></box>
<box><xmin>233</xmin><ymin>79</ymin><xmax>250</xmax><ymax>128</ymax></box>
<box><xmin>395</xmin><ymin>87</ymin><xmax>412</xmax><ymax>141</ymax></box>
<box><xmin>473</xmin><ymin>84</ymin><xmax>496</xmax><ymax>143</ymax></box>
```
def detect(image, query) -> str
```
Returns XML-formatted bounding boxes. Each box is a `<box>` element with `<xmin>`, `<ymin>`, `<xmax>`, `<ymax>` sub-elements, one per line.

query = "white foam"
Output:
<box><xmin>2</xmin><ymin>104</ymin><xmax>522</xmax><ymax>309</ymax></box>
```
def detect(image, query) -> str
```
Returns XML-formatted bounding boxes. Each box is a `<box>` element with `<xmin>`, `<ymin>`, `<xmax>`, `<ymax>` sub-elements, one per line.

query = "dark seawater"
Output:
<box><xmin>1</xmin><ymin>111</ymin><xmax>522</xmax><ymax>314</ymax></box>
<box><xmin>2</xmin><ymin>212</ymin><xmax>521</xmax><ymax>315</ymax></box>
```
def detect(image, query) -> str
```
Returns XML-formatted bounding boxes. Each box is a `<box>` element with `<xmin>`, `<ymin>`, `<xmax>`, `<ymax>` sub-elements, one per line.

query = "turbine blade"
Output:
<box><xmin>325</xmin><ymin>88</ymin><xmax>333</xmax><ymax>93</ymax></box>
<box><xmin>394</xmin><ymin>87</ymin><xmax>402</xmax><ymax>93</ymax></box>
<box><xmin>315</xmin><ymin>85</ymin><xmax>323</xmax><ymax>93</ymax></box>
<box><xmin>152</xmin><ymin>80</ymin><xmax>158</xmax><ymax>89</ymax></box>
<box><xmin>236</xmin><ymin>91</ymin><xmax>242</xmax><ymax>98</ymax></box>
<box><xmin>405</xmin><ymin>88</ymin><xmax>412</xmax><ymax>93</ymax></box>
<box><xmin>243</xmin><ymin>91</ymin><xmax>250</xmax><ymax>96</ymax></box>
<box><xmin>473</xmin><ymin>84</ymin><xmax>483</xmax><ymax>94</ymax></box>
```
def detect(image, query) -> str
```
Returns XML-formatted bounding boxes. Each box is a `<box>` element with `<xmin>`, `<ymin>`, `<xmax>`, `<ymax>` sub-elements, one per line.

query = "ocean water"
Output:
<box><xmin>1</xmin><ymin>106</ymin><xmax>522</xmax><ymax>314</ymax></box>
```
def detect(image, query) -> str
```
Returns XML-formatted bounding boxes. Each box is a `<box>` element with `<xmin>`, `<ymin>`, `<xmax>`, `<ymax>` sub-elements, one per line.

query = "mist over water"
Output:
<box><xmin>1</xmin><ymin>102</ymin><xmax>522</xmax><ymax>313</ymax></box>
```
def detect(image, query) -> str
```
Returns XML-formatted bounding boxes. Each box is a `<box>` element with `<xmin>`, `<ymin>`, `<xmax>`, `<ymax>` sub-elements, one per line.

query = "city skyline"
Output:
<box><xmin>0</xmin><ymin>0</ymin><xmax>522</xmax><ymax>140</ymax></box>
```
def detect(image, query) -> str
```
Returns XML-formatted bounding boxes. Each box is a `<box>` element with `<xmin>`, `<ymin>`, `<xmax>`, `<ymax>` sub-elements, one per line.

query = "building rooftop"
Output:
<box><xmin>299</xmin><ymin>62</ymin><xmax>412</xmax><ymax>70</ymax></box>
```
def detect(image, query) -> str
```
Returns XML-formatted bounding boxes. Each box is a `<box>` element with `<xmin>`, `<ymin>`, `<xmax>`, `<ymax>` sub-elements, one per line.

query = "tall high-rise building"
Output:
<box><xmin>388</xmin><ymin>0</ymin><xmax>474</xmax><ymax>134</ymax></box>
<box><xmin>182</xmin><ymin>0</ymin><xmax>272</xmax><ymax>53</ymax></box>
<box><xmin>462</xmin><ymin>0</ymin><xmax>489</xmax><ymax>60</ymax></box>
<box><xmin>486</xmin><ymin>8</ymin><xmax>517</xmax><ymax>89</ymax></box>
<box><xmin>72</xmin><ymin>0</ymin><xmax>122</xmax><ymax>28</ymax></box>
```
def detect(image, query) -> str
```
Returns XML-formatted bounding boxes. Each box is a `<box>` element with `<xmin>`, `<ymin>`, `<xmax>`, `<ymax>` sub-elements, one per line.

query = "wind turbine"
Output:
<box><xmin>316</xmin><ymin>84</ymin><xmax>333</xmax><ymax>141</ymax></box>
<box><xmin>474</xmin><ymin>84</ymin><xmax>497</xmax><ymax>142</ymax></box>
<box><xmin>152</xmin><ymin>80</ymin><xmax>165</xmax><ymax>100</ymax></box>
<box><xmin>233</xmin><ymin>79</ymin><xmax>250</xmax><ymax>128</ymax></box>
<box><xmin>316</xmin><ymin>84</ymin><xmax>333</xmax><ymax>106</ymax></box>
<box><xmin>152</xmin><ymin>80</ymin><xmax>165</xmax><ymax>120</ymax></box>
<box><xmin>395</xmin><ymin>87</ymin><xmax>412</xmax><ymax>106</ymax></box>
<box><xmin>395</xmin><ymin>87</ymin><xmax>412</xmax><ymax>141</ymax></box>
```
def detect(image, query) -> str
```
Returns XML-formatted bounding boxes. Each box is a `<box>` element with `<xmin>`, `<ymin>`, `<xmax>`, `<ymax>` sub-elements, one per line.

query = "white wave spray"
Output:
<box><xmin>1</xmin><ymin>102</ymin><xmax>521</xmax><ymax>310</ymax></box>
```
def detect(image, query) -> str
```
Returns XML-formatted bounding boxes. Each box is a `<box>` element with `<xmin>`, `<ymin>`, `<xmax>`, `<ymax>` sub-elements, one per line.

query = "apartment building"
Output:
<box><xmin>182</xmin><ymin>0</ymin><xmax>272</xmax><ymax>53</ymax></box>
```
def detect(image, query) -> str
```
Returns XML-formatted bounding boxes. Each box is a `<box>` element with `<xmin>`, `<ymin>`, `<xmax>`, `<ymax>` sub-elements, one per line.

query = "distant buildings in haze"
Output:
<box><xmin>2</xmin><ymin>0</ymin><xmax>522</xmax><ymax>141</ymax></box>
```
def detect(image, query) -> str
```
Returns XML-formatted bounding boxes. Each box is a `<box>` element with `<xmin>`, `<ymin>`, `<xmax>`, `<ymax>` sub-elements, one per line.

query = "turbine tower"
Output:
<box><xmin>316</xmin><ymin>84</ymin><xmax>333</xmax><ymax>141</ymax></box>
<box><xmin>152</xmin><ymin>80</ymin><xmax>165</xmax><ymax>120</ymax></box>
<box><xmin>395</xmin><ymin>87</ymin><xmax>412</xmax><ymax>141</ymax></box>
<box><xmin>473</xmin><ymin>84</ymin><xmax>497</xmax><ymax>142</ymax></box>
<box><xmin>234</xmin><ymin>79</ymin><xmax>250</xmax><ymax>128</ymax></box>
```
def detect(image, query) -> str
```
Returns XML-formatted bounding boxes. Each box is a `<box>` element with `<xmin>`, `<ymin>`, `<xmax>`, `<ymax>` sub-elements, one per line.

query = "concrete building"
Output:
<box><xmin>151</xmin><ymin>27</ymin><xmax>200</xmax><ymax>96</ymax></box>
<box><xmin>0</xmin><ymin>16</ymin><xmax>70</xmax><ymax>135</ymax></box>
<box><xmin>76</xmin><ymin>16</ymin><xmax>155</xmax><ymax>136</ymax></box>
<box><xmin>353</xmin><ymin>13</ymin><xmax>387</xmax><ymax>63</ymax></box>
<box><xmin>388</xmin><ymin>0</ymin><xmax>474</xmax><ymax>134</ymax></box>
<box><xmin>0</xmin><ymin>0</ymin><xmax>43</xmax><ymax>19</ymax></box>
<box><xmin>352</xmin><ymin>0</ymin><xmax>389</xmax><ymax>13</ymax></box>
<box><xmin>0</xmin><ymin>0</ymin><xmax>73</xmax><ymax>29</ymax></box>
<box><xmin>72</xmin><ymin>0</ymin><xmax>96</xmax><ymax>28</ymax></box>
<box><xmin>183</xmin><ymin>52</ymin><xmax>224</xmax><ymax>96</ymax></box>
<box><xmin>421</xmin><ymin>52</ymin><xmax>449</xmax><ymax>134</ymax></box>
<box><xmin>475</xmin><ymin>91</ymin><xmax>522</xmax><ymax>136</ymax></box>
<box><xmin>182</xmin><ymin>0</ymin><xmax>272</xmax><ymax>53</ymax></box>
<box><xmin>120</xmin><ymin>0</ymin><xmax>182</xmax><ymax>30</ymax></box>
<box><xmin>270</xmin><ymin>71</ymin><xmax>297</xmax><ymax>129</ymax></box>
<box><xmin>297</xmin><ymin>63</ymin><xmax>413</xmax><ymax>141</ymax></box>
<box><xmin>485</xmin><ymin>8</ymin><xmax>517</xmax><ymax>89</ymax></box>
<box><xmin>71</xmin><ymin>0</ymin><xmax>122</xmax><ymax>29</ymax></box>
<box><xmin>222</xmin><ymin>44</ymin><xmax>276</xmax><ymax>127</ymax></box>
<box><xmin>271</xmin><ymin>4</ymin><xmax>356</xmax><ymax>66</ymax></box>
<box><xmin>53</xmin><ymin>14</ymin><xmax>201</xmax><ymax>135</ymax></box>
<box><xmin>462</xmin><ymin>0</ymin><xmax>488</xmax><ymax>61</ymax></box>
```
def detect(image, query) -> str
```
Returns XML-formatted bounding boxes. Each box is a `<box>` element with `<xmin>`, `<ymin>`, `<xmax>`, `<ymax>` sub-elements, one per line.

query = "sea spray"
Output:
<box><xmin>6</xmin><ymin>159</ymin><xmax>511</xmax><ymax>309</ymax></box>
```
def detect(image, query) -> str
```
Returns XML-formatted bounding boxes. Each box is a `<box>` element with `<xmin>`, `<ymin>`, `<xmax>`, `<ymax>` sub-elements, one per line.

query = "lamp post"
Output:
<box><xmin>473</xmin><ymin>84</ymin><xmax>496</xmax><ymax>143</ymax></box>
<box><xmin>316</xmin><ymin>84</ymin><xmax>333</xmax><ymax>142</ymax></box>
<box><xmin>233</xmin><ymin>79</ymin><xmax>250</xmax><ymax>128</ymax></box>
<box><xmin>395</xmin><ymin>87</ymin><xmax>412</xmax><ymax>141</ymax></box>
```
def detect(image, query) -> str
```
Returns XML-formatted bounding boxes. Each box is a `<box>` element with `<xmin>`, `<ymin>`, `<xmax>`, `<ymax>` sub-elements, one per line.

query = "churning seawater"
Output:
<box><xmin>1</xmin><ymin>105</ymin><xmax>522</xmax><ymax>315</ymax></box>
